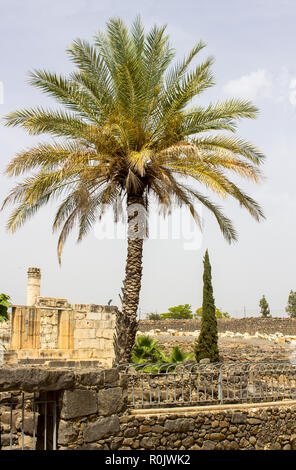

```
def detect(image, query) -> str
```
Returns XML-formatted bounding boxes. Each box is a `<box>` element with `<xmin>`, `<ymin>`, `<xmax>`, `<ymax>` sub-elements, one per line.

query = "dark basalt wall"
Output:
<box><xmin>139</xmin><ymin>318</ymin><xmax>296</xmax><ymax>335</ymax></box>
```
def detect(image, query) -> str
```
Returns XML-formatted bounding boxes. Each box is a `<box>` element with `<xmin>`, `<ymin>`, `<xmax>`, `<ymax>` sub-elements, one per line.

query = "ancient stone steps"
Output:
<box><xmin>16</xmin><ymin>358</ymin><xmax>103</xmax><ymax>368</ymax></box>
<box><xmin>3</xmin><ymin>350</ymin><xmax>18</xmax><ymax>362</ymax></box>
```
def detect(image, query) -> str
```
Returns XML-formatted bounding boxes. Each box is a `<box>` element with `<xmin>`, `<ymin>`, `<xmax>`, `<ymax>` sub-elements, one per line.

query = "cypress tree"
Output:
<box><xmin>286</xmin><ymin>290</ymin><xmax>296</xmax><ymax>318</ymax></box>
<box><xmin>259</xmin><ymin>295</ymin><xmax>271</xmax><ymax>317</ymax></box>
<box><xmin>194</xmin><ymin>250</ymin><xmax>219</xmax><ymax>362</ymax></box>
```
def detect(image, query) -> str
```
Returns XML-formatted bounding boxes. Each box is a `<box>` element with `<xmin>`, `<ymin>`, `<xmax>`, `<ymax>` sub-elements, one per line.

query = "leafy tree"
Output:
<box><xmin>259</xmin><ymin>295</ymin><xmax>271</xmax><ymax>318</ymax></box>
<box><xmin>160</xmin><ymin>304</ymin><xmax>193</xmax><ymax>319</ymax></box>
<box><xmin>195</xmin><ymin>307</ymin><xmax>230</xmax><ymax>318</ymax></box>
<box><xmin>0</xmin><ymin>294</ymin><xmax>11</xmax><ymax>322</ymax></box>
<box><xmin>2</xmin><ymin>17</ymin><xmax>265</xmax><ymax>364</ymax></box>
<box><xmin>194</xmin><ymin>250</ymin><xmax>219</xmax><ymax>362</ymax></box>
<box><xmin>215</xmin><ymin>308</ymin><xmax>230</xmax><ymax>319</ymax></box>
<box><xmin>131</xmin><ymin>335</ymin><xmax>165</xmax><ymax>363</ymax></box>
<box><xmin>286</xmin><ymin>290</ymin><xmax>296</xmax><ymax>318</ymax></box>
<box><xmin>147</xmin><ymin>313</ymin><xmax>161</xmax><ymax>320</ymax></box>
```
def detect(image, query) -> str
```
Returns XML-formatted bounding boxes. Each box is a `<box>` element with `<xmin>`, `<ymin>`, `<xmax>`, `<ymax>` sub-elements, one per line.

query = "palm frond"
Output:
<box><xmin>2</xmin><ymin>16</ymin><xmax>265</xmax><ymax>260</ymax></box>
<box><xmin>4</xmin><ymin>107</ymin><xmax>88</xmax><ymax>138</ymax></box>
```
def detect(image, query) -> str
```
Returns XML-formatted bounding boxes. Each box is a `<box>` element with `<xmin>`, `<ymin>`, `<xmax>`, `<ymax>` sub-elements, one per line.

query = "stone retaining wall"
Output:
<box><xmin>139</xmin><ymin>318</ymin><xmax>296</xmax><ymax>336</ymax></box>
<box><xmin>0</xmin><ymin>365</ymin><xmax>128</xmax><ymax>450</ymax></box>
<box><xmin>59</xmin><ymin>392</ymin><xmax>296</xmax><ymax>450</ymax></box>
<box><xmin>57</xmin><ymin>368</ymin><xmax>128</xmax><ymax>449</ymax></box>
<box><xmin>1</xmin><ymin>365</ymin><xmax>296</xmax><ymax>450</ymax></box>
<box><xmin>117</xmin><ymin>403</ymin><xmax>296</xmax><ymax>451</ymax></box>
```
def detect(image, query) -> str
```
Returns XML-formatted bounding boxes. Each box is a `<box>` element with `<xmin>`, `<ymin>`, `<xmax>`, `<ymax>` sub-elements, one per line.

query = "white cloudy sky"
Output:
<box><xmin>1</xmin><ymin>0</ymin><xmax>296</xmax><ymax>317</ymax></box>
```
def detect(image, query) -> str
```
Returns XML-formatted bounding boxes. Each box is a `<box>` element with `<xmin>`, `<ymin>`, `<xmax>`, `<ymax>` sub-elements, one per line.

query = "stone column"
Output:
<box><xmin>26</xmin><ymin>267</ymin><xmax>41</xmax><ymax>306</ymax></box>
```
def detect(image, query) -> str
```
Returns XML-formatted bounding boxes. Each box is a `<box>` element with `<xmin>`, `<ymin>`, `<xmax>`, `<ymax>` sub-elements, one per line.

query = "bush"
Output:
<box><xmin>0</xmin><ymin>294</ymin><xmax>11</xmax><ymax>323</ymax></box>
<box><xmin>195</xmin><ymin>307</ymin><xmax>230</xmax><ymax>319</ymax></box>
<box><xmin>167</xmin><ymin>346</ymin><xmax>194</xmax><ymax>363</ymax></box>
<box><xmin>131</xmin><ymin>335</ymin><xmax>165</xmax><ymax>363</ymax></box>
<box><xmin>131</xmin><ymin>335</ymin><xmax>194</xmax><ymax>372</ymax></box>
<box><xmin>147</xmin><ymin>313</ymin><xmax>161</xmax><ymax>320</ymax></box>
<box><xmin>160</xmin><ymin>304</ymin><xmax>193</xmax><ymax>320</ymax></box>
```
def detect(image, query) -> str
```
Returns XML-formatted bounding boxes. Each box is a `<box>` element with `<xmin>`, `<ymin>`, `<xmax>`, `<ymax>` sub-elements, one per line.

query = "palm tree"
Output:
<box><xmin>2</xmin><ymin>17</ymin><xmax>265</xmax><ymax>364</ymax></box>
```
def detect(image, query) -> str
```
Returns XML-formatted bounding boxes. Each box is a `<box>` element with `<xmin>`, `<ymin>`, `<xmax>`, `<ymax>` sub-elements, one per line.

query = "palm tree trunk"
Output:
<box><xmin>113</xmin><ymin>194</ymin><xmax>145</xmax><ymax>364</ymax></box>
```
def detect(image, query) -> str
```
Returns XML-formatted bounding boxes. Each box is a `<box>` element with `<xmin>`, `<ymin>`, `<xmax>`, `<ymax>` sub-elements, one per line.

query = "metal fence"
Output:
<box><xmin>0</xmin><ymin>391</ymin><xmax>58</xmax><ymax>450</ymax></box>
<box><xmin>119</xmin><ymin>362</ymin><xmax>296</xmax><ymax>409</ymax></box>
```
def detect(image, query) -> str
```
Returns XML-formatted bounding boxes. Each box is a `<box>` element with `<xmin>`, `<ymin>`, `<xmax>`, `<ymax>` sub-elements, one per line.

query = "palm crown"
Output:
<box><xmin>2</xmin><ymin>17</ymin><xmax>265</xmax><ymax>363</ymax></box>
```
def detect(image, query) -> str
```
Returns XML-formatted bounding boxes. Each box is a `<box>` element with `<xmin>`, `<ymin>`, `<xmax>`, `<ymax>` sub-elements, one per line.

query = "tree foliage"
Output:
<box><xmin>0</xmin><ymin>294</ymin><xmax>11</xmax><ymax>323</ymax></box>
<box><xmin>168</xmin><ymin>345</ymin><xmax>194</xmax><ymax>363</ymax></box>
<box><xmin>286</xmin><ymin>290</ymin><xmax>296</xmax><ymax>318</ymax></box>
<box><xmin>194</xmin><ymin>250</ymin><xmax>219</xmax><ymax>362</ymax></box>
<box><xmin>160</xmin><ymin>304</ymin><xmax>193</xmax><ymax>319</ymax></box>
<box><xmin>2</xmin><ymin>17</ymin><xmax>265</xmax><ymax>261</ymax></box>
<box><xmin>259</xmin><ymin>295</ymin><xmax>271</xmax><ymax>318</ymax></box>
<box><xmin>147</xmin><ymin>313</ymin><xmax>161</xmax><ymax>320</ymax></box>
<box><xmin>131</xmin><ymin>335</ymin><xmax>193</xmax><ymax>370</ymax></box>
<box><xmin>195</xmin><ymin>307</ymin><xmax>230</xmax><ymax>318</ymax></box>
<box><xmin>131</xmin><ymin>335</ymin><xmax>165</xmax><ymax>363</ymax></box>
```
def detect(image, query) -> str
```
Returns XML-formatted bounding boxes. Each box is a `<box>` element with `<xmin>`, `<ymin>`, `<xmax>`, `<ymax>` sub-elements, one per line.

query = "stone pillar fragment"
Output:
<box><xmin>27</xmin><ymin>267</ymin><xmax>41</xmax><ymax>306</ymax></box>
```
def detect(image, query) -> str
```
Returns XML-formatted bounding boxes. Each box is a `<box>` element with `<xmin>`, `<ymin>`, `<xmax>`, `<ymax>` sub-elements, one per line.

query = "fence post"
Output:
<box><xmin>218</xmin><ymin>366</ymin><xmax>223</xmax><ymax>404</ymax></box>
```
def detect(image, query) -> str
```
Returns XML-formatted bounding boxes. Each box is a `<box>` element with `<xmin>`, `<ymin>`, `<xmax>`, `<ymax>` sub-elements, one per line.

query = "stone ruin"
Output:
<box><xmin>0</xmin><ymin>267</ymin><xmax>117</xmax><ymax>367</ymax></box>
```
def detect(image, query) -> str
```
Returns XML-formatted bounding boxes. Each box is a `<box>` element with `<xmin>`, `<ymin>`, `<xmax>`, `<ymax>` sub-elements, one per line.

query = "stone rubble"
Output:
<box><xmin>138</xmin><ymin>329</ymin><xmax>296</xmax><ymax>344</ymax></box>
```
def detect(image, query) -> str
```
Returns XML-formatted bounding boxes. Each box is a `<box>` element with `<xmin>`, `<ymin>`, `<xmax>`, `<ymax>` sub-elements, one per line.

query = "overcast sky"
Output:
<box><xmin>1</xmin><ymin>0</ymin><xmax>296</xmax><ymax>317</ymax></box>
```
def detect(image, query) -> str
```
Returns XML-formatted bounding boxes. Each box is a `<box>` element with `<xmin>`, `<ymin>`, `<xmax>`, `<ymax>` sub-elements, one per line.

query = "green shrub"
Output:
<box><xmin>0</xmin><ymin>294</ymin><xmax>11</xmax><ymax>323</ymax></box>
<box><xmin>167</xmin><ymin>346</ymin><xmax>194</xmax><ymax>363</ymax></box>
<box><xmin>147</xmin><ymin>313</ymin><xmax>161</xmax><ymax>320</ymax></box>
<box><xmin>131</xmin><ymin>335</ymin><xmax>166</xmax><ymax>363</ymax></box>
<box><xmin>131</xmin><ymin>336</ymin><xmax>194</xmax><ymax>372</ymax></box>
<box><xmin>195</xmin><ymin>307</ymin><xmax>230</xmax><ymax>319</ymax></box>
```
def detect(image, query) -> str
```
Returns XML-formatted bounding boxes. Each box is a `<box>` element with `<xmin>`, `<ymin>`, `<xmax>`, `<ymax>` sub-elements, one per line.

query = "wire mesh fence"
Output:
<box><xmin>119</xmin><ymin>362</ymin><xmax>296</xmax><ymax>408</ymax></box>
